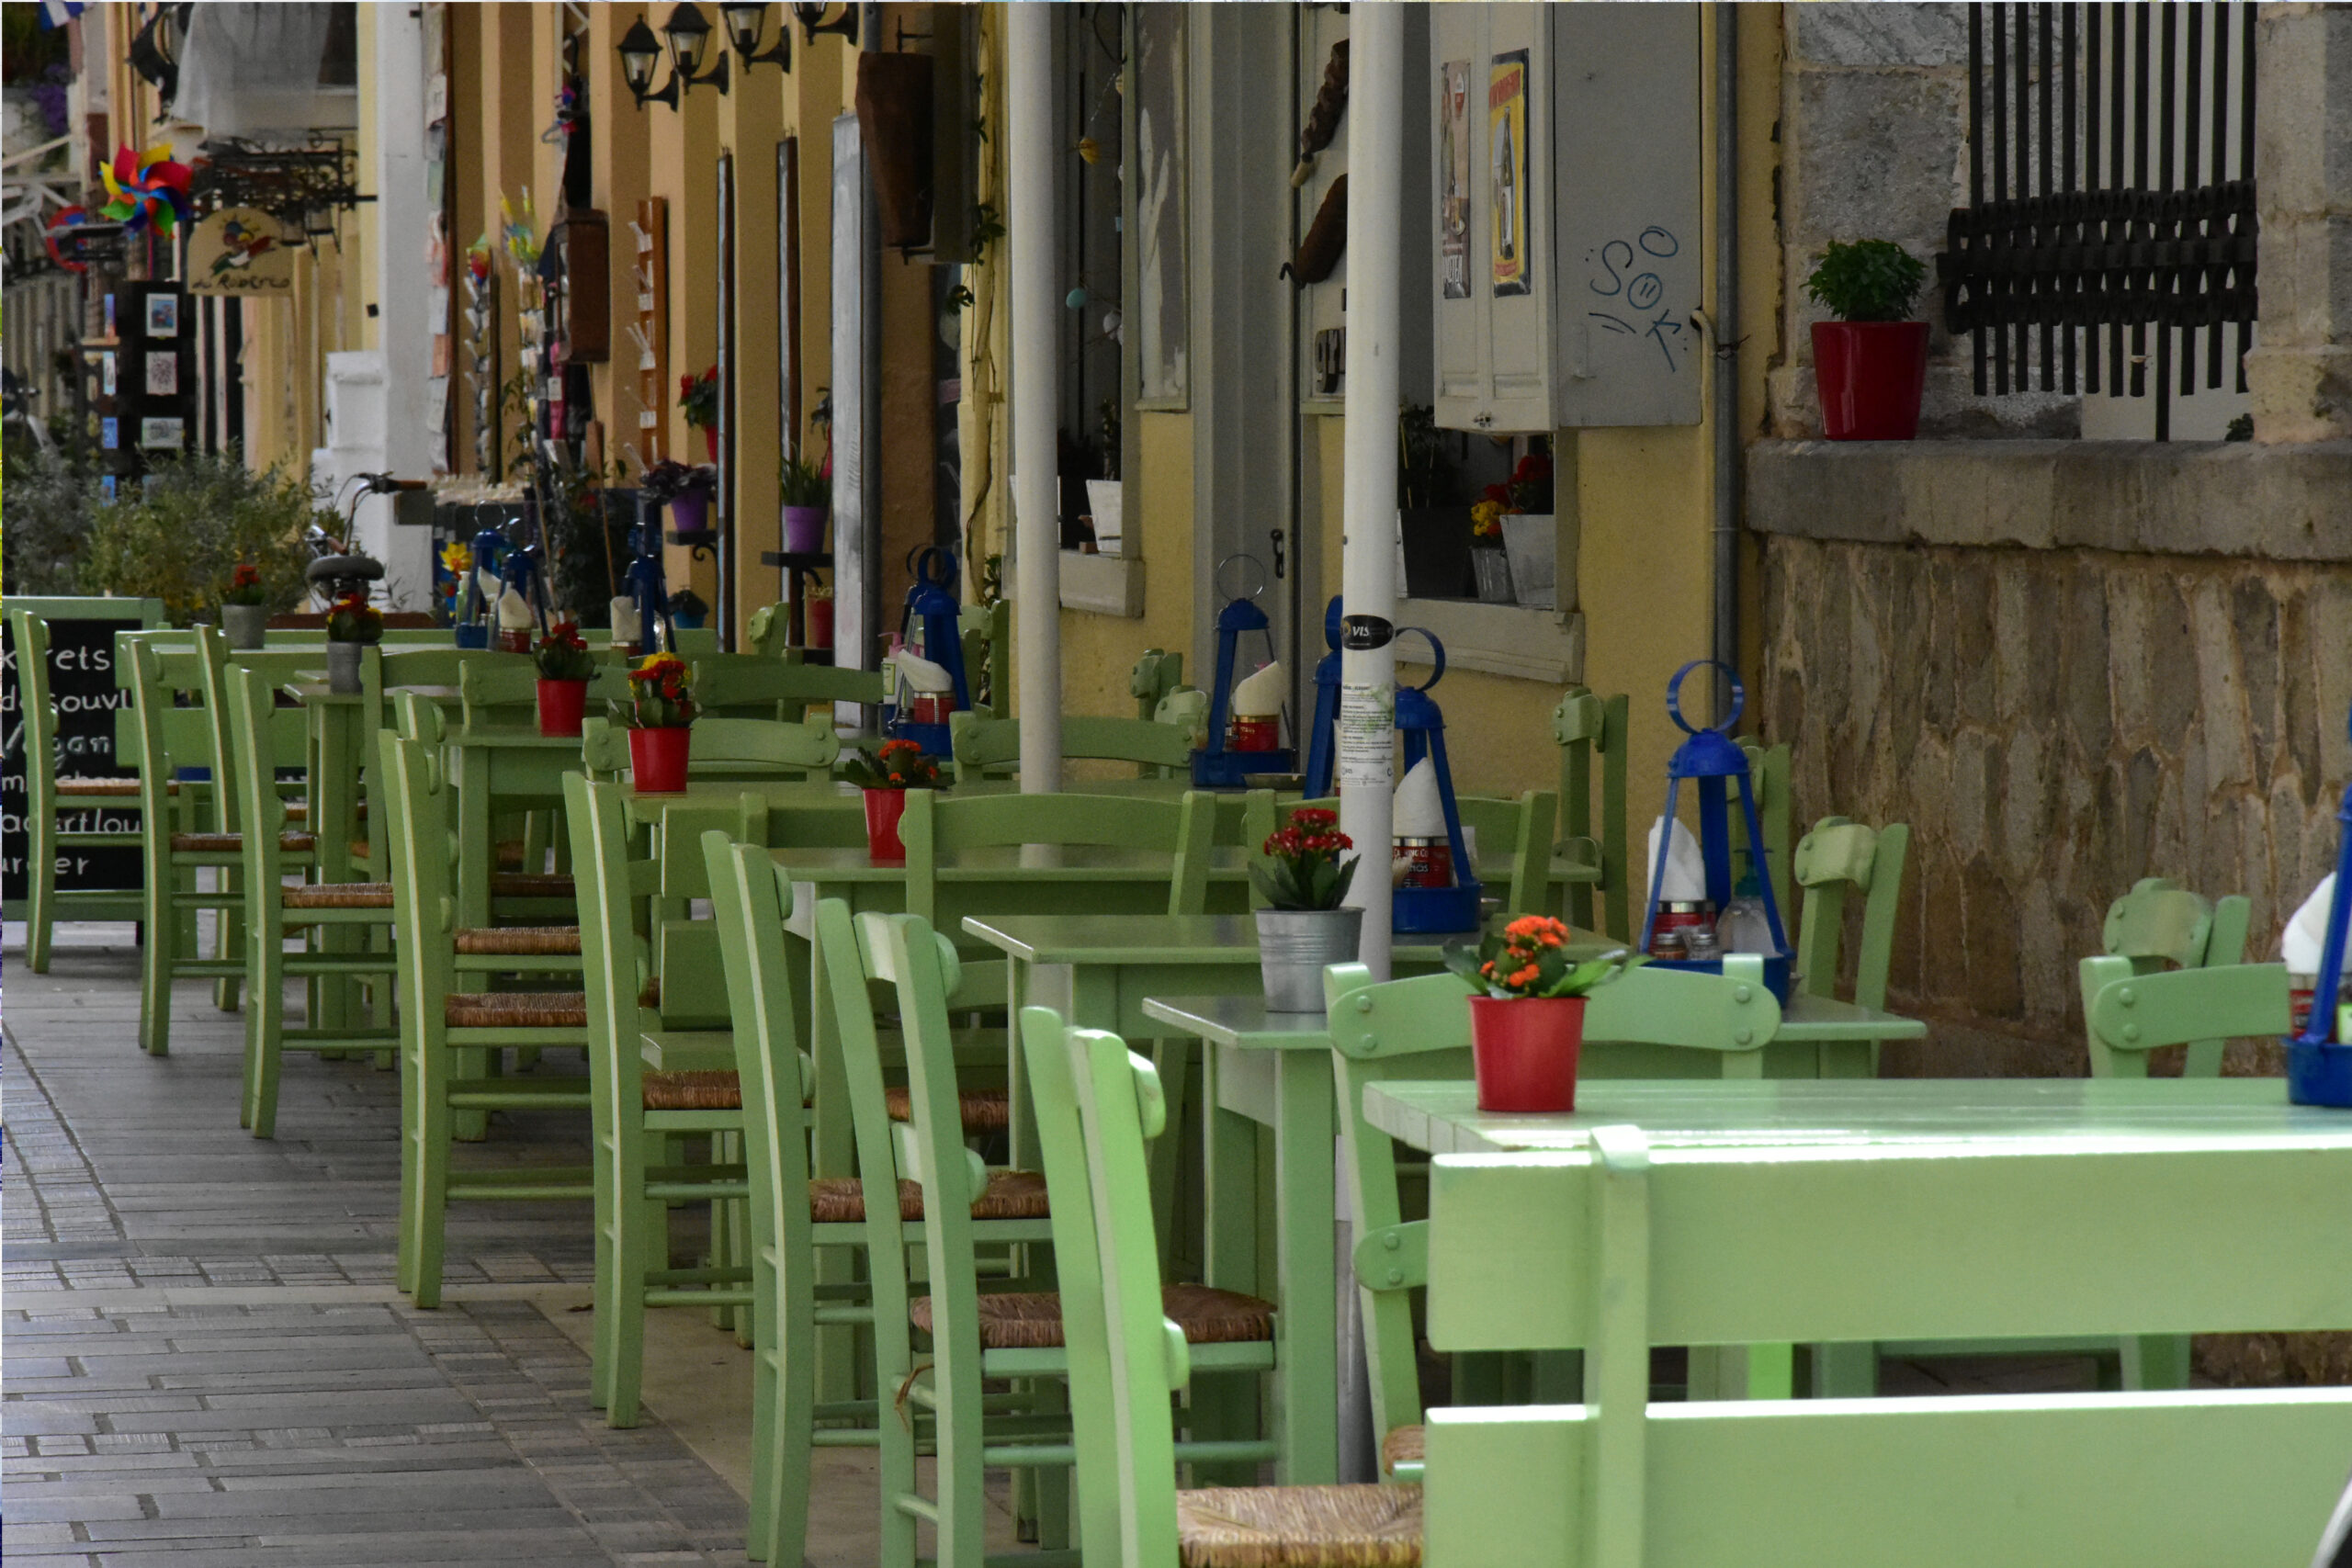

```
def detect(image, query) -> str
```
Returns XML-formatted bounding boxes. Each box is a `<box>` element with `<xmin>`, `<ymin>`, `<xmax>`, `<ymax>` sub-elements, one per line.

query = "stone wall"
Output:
<box><xmin>1750</xmin><ymin>441</ymin><xmax>2352</xmax><ymax>1076</ymax></box>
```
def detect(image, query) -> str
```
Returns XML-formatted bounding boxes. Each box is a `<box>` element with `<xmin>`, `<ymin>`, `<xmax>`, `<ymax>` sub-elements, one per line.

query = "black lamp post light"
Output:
<box><xmin>620</xmin><ymin>3</ymin><xmax>796</xmax><ymax>111</ymax></box>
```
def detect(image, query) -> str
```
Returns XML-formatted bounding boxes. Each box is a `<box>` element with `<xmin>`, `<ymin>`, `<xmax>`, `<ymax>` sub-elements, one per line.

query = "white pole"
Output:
<box><xmin>1338</xmin><ymin>4</ymin><xmax>1403</xmax><ymax>979</ymax></box>
<box><xmin>1008</xmin><ymin>4</ymin><xmax>1062</xmax><ymax>793</ymax></box>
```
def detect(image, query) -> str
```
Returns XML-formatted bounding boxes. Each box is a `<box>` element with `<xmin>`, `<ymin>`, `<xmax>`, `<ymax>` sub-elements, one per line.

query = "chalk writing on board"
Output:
<box><xmin>1587</xmin><ymin>226</ymin><xmax>1688</xmax><ymax>373</ymax></box>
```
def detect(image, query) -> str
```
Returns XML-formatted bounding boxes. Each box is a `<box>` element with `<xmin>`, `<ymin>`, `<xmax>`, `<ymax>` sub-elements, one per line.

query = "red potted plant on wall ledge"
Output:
<box><xmin>681</xmin><ymin>367</ymin><xmax>720</xmax><ymax>462</ymax></box>
<box><xmin>1445</xmin><ymin>918</ymin><xmax>1642</xmax><ymax>1112</ymax></box>
<box><xmin>1806</xmin><ymin>239</ymin><xmax>1930</xmax><ymax>441</ymax></box>
<box><xmin>533</xmin><ymin>621</ymin><xmax>595</xmax><ymax>738</ymax></box>
<box><xmin>842</xmin><ymin>739</ymin><xmax>942</xmax><ymax>863</ymax></box>
<box><xmin>612</xmin><ymin>651</ymin><xmax>697</xmax><ymax>793</ymax></box>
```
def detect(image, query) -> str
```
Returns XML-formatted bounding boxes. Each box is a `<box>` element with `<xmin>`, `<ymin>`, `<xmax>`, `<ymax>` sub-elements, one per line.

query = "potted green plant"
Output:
<box><xmin>667</xmin><ymin>588</ymin><xmax>709</xmax><ymax>630</ymax></box>
<box><xmin>1444</xmin><ymin>917</ymin><xmax>1641</xmax><ymax>1111</ymax></box>
<box><xmin>322</xmin><ymin>590</ymin><xmax>383</xmax><ymax>693</ymax></box>
<box><xmin>644</xmin><ymin>457</ymin><xmax>716</xmax><ymax>542</ymax></box>
<box><xmin>533</xmin><ymin>620</ymin><xmax>595</xmax><ymax>737</ymax></box>
<box><xmin>220</xmin><ymin>560</ymin><xmax>270</xmax><ymax>649</ymax></box>
<box><xmin>1250</xmin><ymin>806</ymin><xmax>1363</xmax><ymax>1011</ymax></box>
<box><xmin>611</xmin><ymin>651</ymin><xmax>697</xmax><ymax>793</ymax></box>
<box><xmin>842</xmin><ymin>739</ymin><xmax>943</xmax><ymax>862</ymax></box>
<box><xmin>680</xmin><ymin>367</ymin><xmax>720</xmax><ymax>461</ymax></box>
<box><xmin>781</xmin><ymin>455</ymin><xmax>829</xmax><ymax>555</ymax></box>
<box><xmin>1805</xmin><ymin>239</ymin><xmax>1930</xmax><ymax>440</ymax></box>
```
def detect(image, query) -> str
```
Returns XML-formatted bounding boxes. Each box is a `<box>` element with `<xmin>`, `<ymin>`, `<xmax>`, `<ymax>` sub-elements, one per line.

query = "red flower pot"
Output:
<box><xmin>703</xmin><ymin>426</ymin><xmax>719</xmax><ymax>463</ymax></box>
<box><xmin>1468</xmin><ymin>995</ymin><xmax>1586</xmax><ymax>1113</ymax></box>
<box><xmin>629</xmin><ymin>725</ymin><xmax>692</xmax><ymax>794</ymax></box>
<box><xmin>537</xmin><ymin>678</ymin><xmax>588</xmax><ymax>738</ymax></box>
<box><xmin>1812</xmin><ymin>321</ymin><xmax>1930</xmax><ymax>440</ymax></box>
<box><xmin>863</xmin><ymin>787</ymin><xmax>911</xmax><ymax>862</ymax></box>
<box><xmin>806</xmin><ymin>597</ymin><xmax>835</xmax><ymax>649</ymax></box>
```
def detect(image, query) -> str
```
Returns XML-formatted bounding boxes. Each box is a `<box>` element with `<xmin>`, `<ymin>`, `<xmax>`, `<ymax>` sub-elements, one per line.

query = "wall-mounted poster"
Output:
<box><xmin>1439</xmin><ymin>60</ymin><xmax>1472</xmax><ymax>301</ymax></box>
<box><xmin>145</xmin><ymin>292</ymin><xmax>179</xmax><ymax>336</ymax></box>
<box><xmin>139</xmin><ymin>416</ymin><xmax>184</xmax><ymax>450</ymax></box>
<box><xmin>100</xmin><ymin>351</ymin><xmax>117</xmax><ymax>396</ymax></box>
<box><xmin>100</xmin><ymin>416</ymin><xmax>119</xmax><ymax>449</ymax></box>
<box><xmin>143</xmin><ymin>354</ymin><xmax>179</xmax><ymax>397</ymax></box>
<box><xmin>1488</xmin><ymin>48</ymin><xmax>1532</xmax><ymax>298</ymax></box>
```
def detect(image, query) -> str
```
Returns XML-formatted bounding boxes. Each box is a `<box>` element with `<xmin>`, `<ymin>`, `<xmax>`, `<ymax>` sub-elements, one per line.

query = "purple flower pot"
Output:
<box><xmin>669</xmin><ymin>491</ymin><xmax>710</xmax><ymax>537</ymax></box>
<box><xmin>783</xmin><ymin>505</ymin><xmax>828</xmax><ymax>554</ymax></box>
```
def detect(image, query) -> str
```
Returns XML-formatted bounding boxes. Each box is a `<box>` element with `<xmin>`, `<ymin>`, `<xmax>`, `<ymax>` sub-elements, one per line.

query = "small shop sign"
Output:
<box><xmin>187</xmin><ymin>208</ymin><xmax>292</xmax><ymax>295</ymax></box>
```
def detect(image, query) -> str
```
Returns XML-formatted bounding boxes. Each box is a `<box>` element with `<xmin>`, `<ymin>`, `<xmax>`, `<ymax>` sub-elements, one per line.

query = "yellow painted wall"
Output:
<box><xmin>1047</xmin><ymin>412</ymin><xmax>1195</xmax><ymax>719</ymax></box>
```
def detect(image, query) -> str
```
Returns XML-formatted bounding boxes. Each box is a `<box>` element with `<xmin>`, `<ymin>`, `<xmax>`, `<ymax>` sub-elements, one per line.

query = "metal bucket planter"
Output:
<box><xmin>1471</xmin><ymin>547</ymin><xmax>1515</xmax><ymax>604</ymax></box>
<box><xmin>326</xmin><ymin>640</ymin><xmax>365</xmax><ymax>694</ymax></box>
<box><xmin>1255</xmin><ymin>907</ymin><xmax>1364</xmax><ymax>1013</ymax></box>
<box><xmin>1499</xmin><ymin>514</ymin><xmax>1556</xmax><ymax>610</ymax></box>
<box><xmin>222</xmin><ymin>604</ymin><xmax>268</xmax><ymax>650</ymax></box>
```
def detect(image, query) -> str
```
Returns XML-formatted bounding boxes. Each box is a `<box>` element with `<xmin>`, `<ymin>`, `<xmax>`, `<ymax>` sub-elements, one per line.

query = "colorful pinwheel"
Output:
<box><xmin>98</xmin><ymin>144</ymin><xmax>193</xmax><ymax>237</ymax></box>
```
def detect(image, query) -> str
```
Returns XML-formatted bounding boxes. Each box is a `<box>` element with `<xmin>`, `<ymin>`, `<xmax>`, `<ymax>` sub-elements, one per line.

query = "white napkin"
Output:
<box><xmin>1230</xmin><ymin>660</ymin><xmax>1285</xmax><ymax>717</ymax></box>
<box><xmin>608</xmin><ymin>595</ymin><xmax>640</xmax><ymax>635</ymax></box>
<box><xmin>898</xmin><ymin>649</ymin><xmax>955</xmax><ymax>694</ymax></box>
<box><xmin>2283</xmin><ymin>873</ymin><xmax>2340</xmax><ymax>976</ymax></box>
<box><xmin>1394</xmin><ymin>757</ymin><xmax>1446</xmax><ymax>838</ymax></box>
<box><xmin>1645</xmin><ymin>816</ymin><xmax>1707</xmax><ymax>902</ymax></box>
<box><xmin>496</xmin><ymin>589</ymin><xmax>535</xmax><ymax>630</ymax></box>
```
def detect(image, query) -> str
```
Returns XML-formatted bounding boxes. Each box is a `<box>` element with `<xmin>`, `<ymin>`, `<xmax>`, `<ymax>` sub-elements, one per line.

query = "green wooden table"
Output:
<box><xmin>443</xmin><ymin>724</ymin><xmax>587</xmax><ymax>930</ymax></box>
<box><xmin>1363</xmin><ymin>1076</ymin><xmax>2352</xmax><ymax>1568</ymax></box>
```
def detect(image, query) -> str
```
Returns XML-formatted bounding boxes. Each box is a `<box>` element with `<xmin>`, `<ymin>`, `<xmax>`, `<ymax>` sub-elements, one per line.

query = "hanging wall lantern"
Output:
<box><xmin>718</xmin><ymin>1</ymin><xmax>792</xmax><ymax>73</ymax></box>
<box><xmin>617</xmin><ymin>6</ymin><xmax>730</xmax><ymax>112</ymax></box>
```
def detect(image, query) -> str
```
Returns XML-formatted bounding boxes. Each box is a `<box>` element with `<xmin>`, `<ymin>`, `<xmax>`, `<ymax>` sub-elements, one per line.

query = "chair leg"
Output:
<box><xmin>244</xmin><ymin>919</ymin><xmax>287</xmax><ymax>1138</ymax></box>
<box><xmin>397</xmin><ymin>1020</ymin><xmax>422</xmax><ymax>1295</ymax></box>
<box><xmin>409</xmin><ymin>1052</ymin><xmax>455</xmax><ymax>1310</ymax></box>
<box><xmin>1811</xmin><ymin>1341</ymin><xmax>1879</xmax><ymax>1398</ymax></box>
<box><xmin>2123</xmin><ymin>1333</ymin><xmax>2192</xmax><ymax>1391</ymax></box>
<box><xmin>752</xmin><ymin>1243</ymin><xmax>818</xmax><ymax>1567</ymax></box>
<box><xmin>603</xmin><ymin>1190</ymin><xmax>660</xmax><ymax>1428</ymax></box>
<box><xmin>27</xmin><ymin>810</ymin><xmax>56</xmax><ymax>974</ymax></box>
<box><xmin>140</xmin><ymin>877</ymin><xmax>174</xmax><ymax>1056</ymax></box>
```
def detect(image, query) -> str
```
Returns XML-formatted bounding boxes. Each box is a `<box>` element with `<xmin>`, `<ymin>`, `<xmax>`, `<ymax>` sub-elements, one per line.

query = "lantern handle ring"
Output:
<box><xmin>1665</xmin><ymin>659</ymin><xmax>1744</xmax><ymax>737</ymax></box>
<box><xmin>907</xmin><ymin>546</ymin><xmax>957</xmax><ymax>589</ymax></box>
<box><xmin>1214</xmin><ymin>552</ymin><xmax>1271</xmax><ymax>604</ymax></box>
<box><xmin>1396</xmin><ymin>626</ymin><xmax>1445</xmax><ymax>692</ymax></box>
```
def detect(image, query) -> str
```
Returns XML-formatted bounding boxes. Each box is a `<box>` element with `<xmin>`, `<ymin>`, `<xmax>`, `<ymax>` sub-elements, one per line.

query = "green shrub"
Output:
<box><xmin>76</xmin><ymin>453</ymin><xmax>327</xmax><ymax>626</ymax></box>
<box><xmin>1</xmin><ymin>446</ymin><xmax>96</xmax><ymax>597</ymax></box>
<box><xmin>1804</xmin><ymin>240</ymin><xmax>1928</xmax><ymax>323</ymax></box>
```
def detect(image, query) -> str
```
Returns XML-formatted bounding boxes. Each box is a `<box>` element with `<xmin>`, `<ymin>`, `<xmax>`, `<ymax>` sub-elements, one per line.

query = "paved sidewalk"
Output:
<box><xmin>3</xmin><ymin>930</ymin><xmax>753</xmax><ymax>1567</ymax></box>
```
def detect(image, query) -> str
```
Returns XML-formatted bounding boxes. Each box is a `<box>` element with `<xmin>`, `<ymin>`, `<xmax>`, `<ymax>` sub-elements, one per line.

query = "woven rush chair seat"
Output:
<box><xmin>1379</xmin><ymin>1425</ymin><xmax>1423</xmax><ymax>1479</ymax></box>
<box><xmin>57</xmin><ymin>776</ymin><xmax>165</xmax><ymax>796</ymax></box>
<box><xmin>910</xmin><ymin>1281</ymin><xmax>1276</xmax><ymax>1350</ymax></box>
<box><xmin>1173</xmin><ymin>1483</ymin><xmax>1423</xmax><ymax>1568</ymax></box>
<box><xmin>349</xmin><ymin>837</ymin><xmax>375</xmax><ymax>860</ymax></box>
<box><xmin>282</xmin><ymin>882</ymin><xmax>396</xmax><ymax>910</ymax></box>
<box><xmin>456</xmin><ymin>926</ymin><xmax>582</xmax><ymax>955</ymax></box>
<box><xmin>885</xmin><ymin>1085</ymin><xmax>1012</xmax><ymax>1131</ymax></box>
<box><xmin>641</xmin><ymin>1068</ymin><xmax>742</xmax><ymax>1110</ymax></box>
<box><xmin>808</xmin><ymin>1168</ymin><xmax>1050</xmax><ymax>1224</ymax></box>
<box><xmin>496</xmin><ymin>838</ymin><xmax>527</xmax><ymax>870</ymax></box>
<box><xmin>170</xmin><ymin>829</ymin><xmax>317</xmax><ymax>853</ymax></box>
<box><xmin>444</xmin><ymin>991</ymin><xmax>590</xmax><ymax>1029</ymax></box>
<box><xmin>492</xmin><ymin>872</ymin><xmax>577</xmax><ymax>897</ymax></box>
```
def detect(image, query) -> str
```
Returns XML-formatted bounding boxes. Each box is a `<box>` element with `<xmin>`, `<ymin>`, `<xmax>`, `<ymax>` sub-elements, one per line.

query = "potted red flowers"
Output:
<box><xmin>680</xmin><ymin>367</ymin><xmax>720</xmax><ymax>462</ymax></box>
<box><xmin>532</xmin><ymin>621</ymin><xmax>595</xmax><ymax>737</ymax></box>
<box><xmin>221</xmin><ymin>561</ymin><xmax>271</xmax><ymax>649</ymax></box>
<box><xmin>1805</xmin><ymin>239</ymin><xmax>1930</xmax><ymax>440</ymax></box>
<box><xmin>1250</xmin><ymin>806</ymin><xmax>1363</xmax><ymax>1011</ymax></box>
<box><xmin>1445</xmin><ymin>917</ymin><xmax>1640</xmax><ymax>1112</ymax></box>
<box><xmin>323</xmin><ymin>590</ymin><xmax>383</xmax><ymax>693</ymax></box>
<box><xmin>612</xmin><ymin>651</ymin><xmax>697</xmax><ymax>792</ymax></box>
<box><xmin>842</xmin><ymin>739</ymin><xmax>942</xmax><ymax>862</ymax></box>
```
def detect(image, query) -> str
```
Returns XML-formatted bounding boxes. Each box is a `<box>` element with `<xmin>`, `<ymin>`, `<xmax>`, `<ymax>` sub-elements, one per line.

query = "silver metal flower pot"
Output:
<box><xmin>222</xmin><ymin>604</ymin><xmax>268</xmax><ymax>650</ymax></box>
<box><xmin>1255</xmin><ymin>907</ymin><xmax>1365</xmax><ymax>1014</ymax></box>
<box><xmin>326</xmin><ymin>639</ymin><xmax>365</xmax><ymax>694</ymax></box>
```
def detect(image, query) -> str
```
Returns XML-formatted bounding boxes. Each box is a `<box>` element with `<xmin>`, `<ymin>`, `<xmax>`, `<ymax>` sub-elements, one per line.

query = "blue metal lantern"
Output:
<box><xmin>1302</xmin><ymin>595</ymin><xmax>1344</xmax><ymax>798</ymax></box>
<box><xmin>621</xmin><ymin>494</ymin><xmax>674</xmax><ymax>655</ymax></box>
<box><xmin>886</xmin><ymin>547</ymin><xmax>972</xmax><ymax>756</ymax></box>
<box><xmin>1390</xmin><ymin>628</ymin><xmax>1484</xmax><ymax>935</ymax></box>
<box><xmin>1638</xmin><ymin>660</ymin><xmax>1792</xmax><ymax>999</ymax></box>
<box><xmin>2288</xmin><ymin>701</ymin><xmax>2352</xmax><ymax>1106</ymax></box>
<box><xmin>1193</xmin><ymin>554</ymin><xmax>1295</xmax><ymax>790</ymax></box>
<box><xmin>454</xmin><ymin>509</ymin><xmax>551</xmax><ymax>649</ymax></box>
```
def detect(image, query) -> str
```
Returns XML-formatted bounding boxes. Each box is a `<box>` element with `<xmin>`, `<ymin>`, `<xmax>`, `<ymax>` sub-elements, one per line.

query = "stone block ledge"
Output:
<box><xmin>1747</xmin><ymin>439</ymin><xmax>2352</xmax><ymax>562</ymax></box>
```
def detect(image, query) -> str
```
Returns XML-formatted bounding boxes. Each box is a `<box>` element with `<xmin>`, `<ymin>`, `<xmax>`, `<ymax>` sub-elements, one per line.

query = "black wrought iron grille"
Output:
<box><xmin>1937</xmin><ymin>3</ymin><xmax>2256</xmax><ymax>439</ymax></box>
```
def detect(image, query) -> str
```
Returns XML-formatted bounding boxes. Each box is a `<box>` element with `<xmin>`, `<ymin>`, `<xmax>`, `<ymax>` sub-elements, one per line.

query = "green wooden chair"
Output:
<box><xmin>1551</xmin><ymin>687</ymin><xmax>1630</xmax><ymax>941</ymax></box>
<box><xmin>221</xmin><ymin>664</ymin><xmax>401</xmax><ymax>1137</ymax></box>
<box><xmin>379</xmin><ymin>728</ymin><xmax>594</xmax><ymax>1308</ymax></box>
<box><xmin>125</xmin><ymin>639</ymin><xmax>288</xmax><ymax>1056</ymax></box>
<box><xmin>1019</xmin><ymin>1004</ymin><xmax>1419</xmax><ymax>1568</ymax></box>
<box><xmin>961</xmin><ymin>600</ymin><xmax>1012</xmax><ymax>719</ymax></box>
<box><xmin>690</xmin><ymin>653</ymin><xmax>888</xmax><ymax>720</ymax></box>
<box><xmin>1132</xmin><ymin>648</ymin><xmax>1186</xmax><ymax>719</ymax></box>
<box><xmin>458</xmin><ymin>655</ymin><xmax>630</xmax><ymax>730</ymax></box>
<box><xmin>845</xmin><ymin>908</ymin><xmax>1281</xmax><ymax>1568</ymax></box>
<box><xmin>946</xmin><ymin>709</ymin><xmax>1200</xmax><ymax>784</ymax></box>
<box><xmin>580</xmin><ymin>713</ymin><xmax>840</xmax><ymax>784</ymax></box>
<box><xmin>703</xmin><ymin>840</ymin><xmax>901</xmax><ymax>1563</ymax></box>
<box><xmin>1321</xmin><ymin>956</ymin><xmax>1788</xmax><ymax>1452</ymax></box>
<box><xmin>1735</xmin><ymin>736</ymin><xmax>1794</xmax><ymax>929</ymax></box>
<box><xmin>6</xmin><ymin>609</ymin><xmax>148</xmax><ymax>971</ymax></box>
<box><xmin>1790</xmin><ymin>815</ymin><xmax>1912</xmax><ymax>1078</ymax></box>
<box><xmin>2081</xmin><ymin>877</ymin><xmax>2254</xmax><ymax>1078</ymax></box>
<box><xmin>564</xmin><ymin>773</ymin><xmax>752</xmax><ymax>1427</ymax></box>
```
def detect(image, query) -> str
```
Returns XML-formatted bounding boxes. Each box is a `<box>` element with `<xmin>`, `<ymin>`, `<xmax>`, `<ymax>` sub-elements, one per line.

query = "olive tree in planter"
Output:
<box><xmin>1806</xmin><ymin>239</ymin><xmax>1930</xmax><ymax>441</ymax></box>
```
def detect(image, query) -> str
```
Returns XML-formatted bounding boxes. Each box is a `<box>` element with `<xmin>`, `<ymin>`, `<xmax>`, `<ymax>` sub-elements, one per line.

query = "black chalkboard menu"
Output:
<box><xmin>3</xmin><ymin>602</ymin><xmax>158</xmax><ymax>908</ymax></box>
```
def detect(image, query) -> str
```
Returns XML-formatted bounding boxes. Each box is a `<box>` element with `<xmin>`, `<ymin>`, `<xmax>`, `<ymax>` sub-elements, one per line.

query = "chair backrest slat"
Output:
<box><xmin>898</xmin><ymin>789</ymin><xmax>1215</xmax><ymax>924</ymax></box>
<box><xmin>378</xmin><ymin>728</ymin><xmax>458</xmax><ymax>1002</ymax></box>
<box><xmin>947</xmin><ymin>711</ymin><xmax>1198</xmax><ymax>782</ymax></box>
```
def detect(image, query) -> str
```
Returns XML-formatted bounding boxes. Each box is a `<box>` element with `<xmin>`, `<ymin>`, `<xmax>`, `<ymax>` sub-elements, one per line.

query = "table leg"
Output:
<box><xmin>1273</xmin><ymin>1048</ymin><xmax>1338</xmax><ymax>1485</ymax></box>
<box><xmin>1203</xmin><ymin>1050</ymin><xmax>1262</xmax><ymax>1300</ymax></box>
